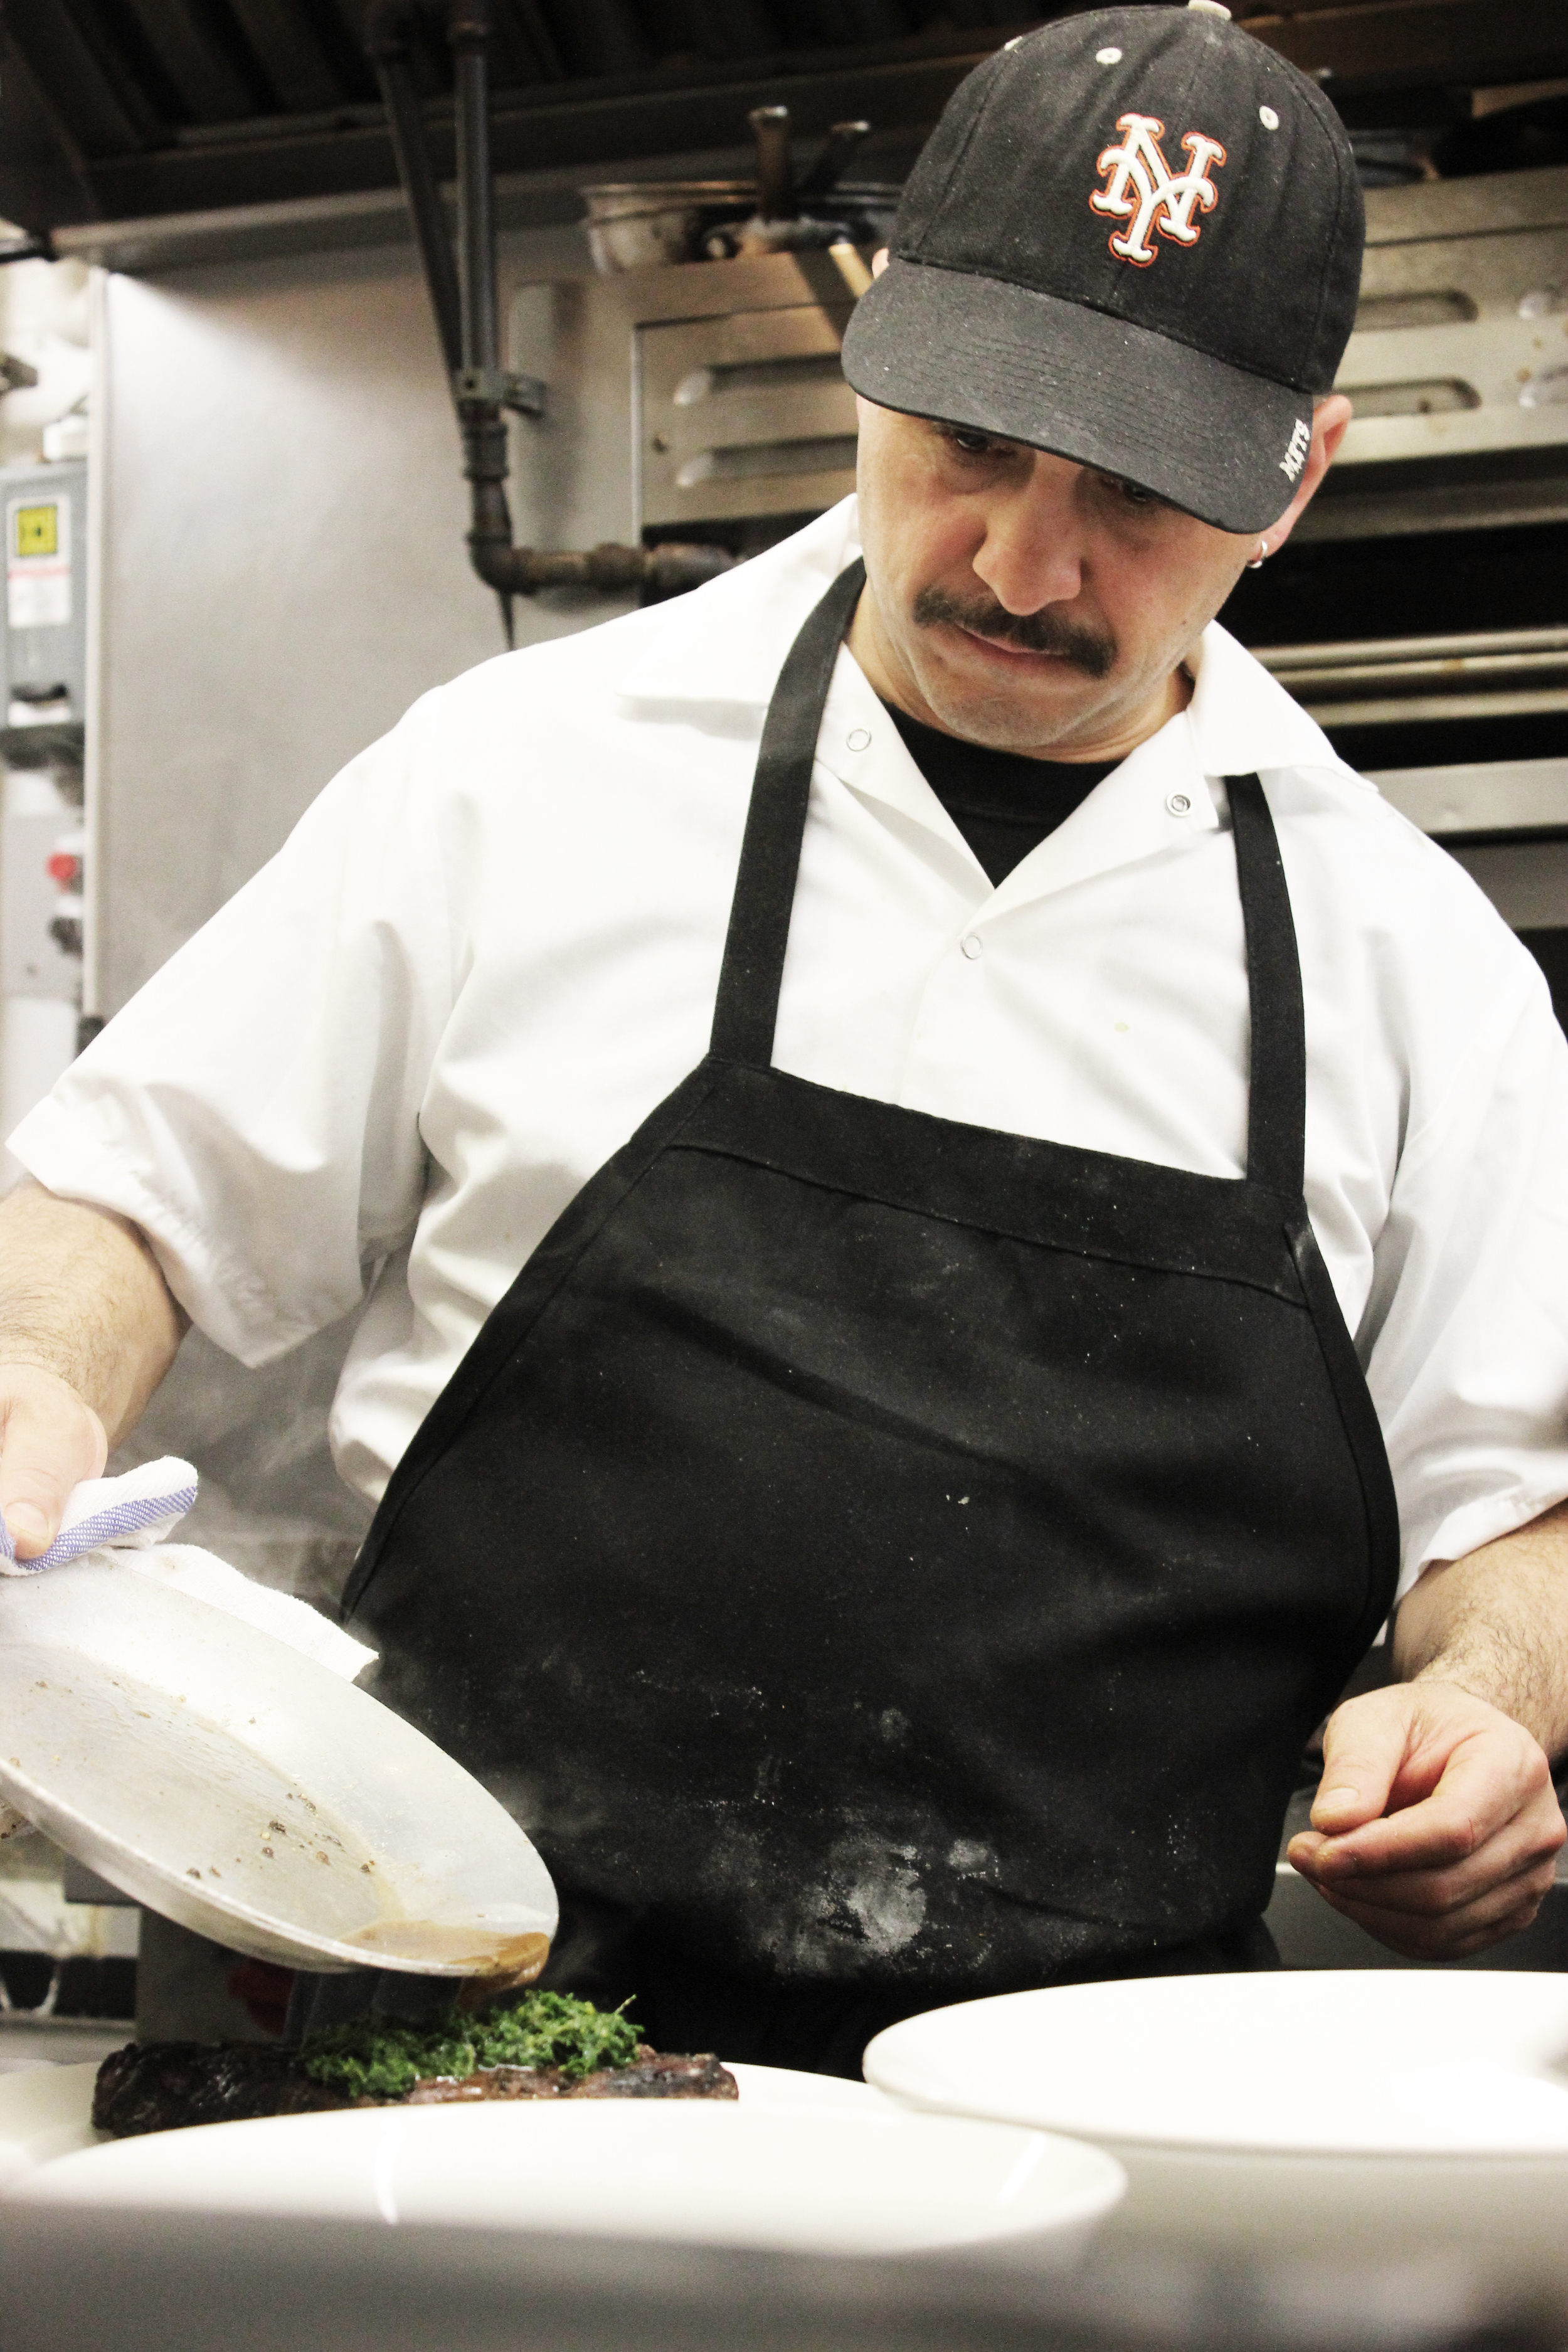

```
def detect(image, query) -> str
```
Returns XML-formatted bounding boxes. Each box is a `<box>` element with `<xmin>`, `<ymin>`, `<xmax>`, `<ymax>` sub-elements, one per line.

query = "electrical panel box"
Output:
<box><xmin>0</xmin><ymin>459</ymin><xmax>87</xmax><ymax>738</ymax></box>
<box><xmin>1</xmin><ymin>766</ymin><xmax>81</xmax><ymax>999</ymax></box>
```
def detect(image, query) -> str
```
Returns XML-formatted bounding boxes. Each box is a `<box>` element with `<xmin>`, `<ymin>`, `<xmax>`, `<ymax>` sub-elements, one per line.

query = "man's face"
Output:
<box><xmin>852</xmin><ymin>400</ymin><xmax>1269</xmax><ymax>760</ymax></box>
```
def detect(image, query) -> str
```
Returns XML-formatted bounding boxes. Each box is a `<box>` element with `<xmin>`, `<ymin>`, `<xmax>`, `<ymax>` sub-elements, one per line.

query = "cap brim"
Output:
<box><xmin>840</xmin><ymin>258</ymin><xmax>1314</xmax><ymax>537</ymax></box>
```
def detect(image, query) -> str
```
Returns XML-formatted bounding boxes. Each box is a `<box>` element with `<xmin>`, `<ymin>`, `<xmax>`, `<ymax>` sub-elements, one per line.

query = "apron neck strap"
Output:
<box><xmin>1227</xmin><ymin>772</ymin><xmax>1306</xmax><ymax>1197</ymax></box>
<box><xmin>711</xmin><ymin>558</ymin><xmax>866</xmax><ymax>1066</ymax></box>
<box><xmin>711</xmin><ymin>575</ymin><xmax>1307</xmax><ymax>1204</ymax></box>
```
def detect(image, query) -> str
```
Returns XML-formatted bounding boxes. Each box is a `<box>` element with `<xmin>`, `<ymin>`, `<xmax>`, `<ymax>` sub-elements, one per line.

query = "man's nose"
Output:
<box><xmin>968</xmin><ymin>453</ymin><xmax>1086</xmax><ymax>615</ymax></box>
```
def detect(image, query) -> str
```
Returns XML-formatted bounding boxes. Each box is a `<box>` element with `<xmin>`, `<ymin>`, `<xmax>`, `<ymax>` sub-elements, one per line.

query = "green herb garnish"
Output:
<box><xmin>299</xmin><ymin>2018</ymin><xmax>477</xmax><ymax>2101</ymax></box>
<box><xmin>465</xmin><ymin>1989</ymin><xmax>642</xmax><ymax>2078</ymax></box>
<box><xmin>300</xmin><ymin>1990</ymin><xmax>642</xmax><ymax>2100</ymax></box>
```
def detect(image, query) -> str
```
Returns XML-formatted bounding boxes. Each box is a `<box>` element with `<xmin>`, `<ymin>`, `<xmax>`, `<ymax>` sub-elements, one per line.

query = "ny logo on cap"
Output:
<box><xmin>1091</xmin><ymin>114</ymin><xmax>1227</xmax><ymax>267</ymax></box>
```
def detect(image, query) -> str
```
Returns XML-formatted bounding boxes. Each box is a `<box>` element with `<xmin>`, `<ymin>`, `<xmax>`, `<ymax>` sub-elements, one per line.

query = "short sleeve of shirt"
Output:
<box><xmin>9</xmin><ymin>704</ymin><xmax>454</xmax><ymax>1367</ymax></box>
<box><xmin>1360</xmin><ymin>948</ymin><xmax>1568</xmax><ymax>1595</ymax></box>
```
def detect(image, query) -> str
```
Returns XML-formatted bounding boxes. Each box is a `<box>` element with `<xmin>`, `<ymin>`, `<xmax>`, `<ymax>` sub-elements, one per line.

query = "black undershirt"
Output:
<box><xmin>882</xmin><ymin>702</ymin><xmax>1113</xmax><ymax>887</ymax></box>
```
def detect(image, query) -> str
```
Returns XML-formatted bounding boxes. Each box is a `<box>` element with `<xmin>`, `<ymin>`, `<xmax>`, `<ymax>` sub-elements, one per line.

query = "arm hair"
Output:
<box><xmin>0</xmin><ymin>1180</ymin><xmax>187</xmax><ymax>1443</ymax></box>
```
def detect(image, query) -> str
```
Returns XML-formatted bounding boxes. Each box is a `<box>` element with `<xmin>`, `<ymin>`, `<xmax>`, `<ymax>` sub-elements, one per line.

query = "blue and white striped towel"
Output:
<box><xmin>0</xmin><ymin>1452</ymin><xmax>374</xmax><ymax>1677</ymax></box>
<box><xmin>0</xmin><ymin>1455</ymin><xmax>199</xmax><ymax>1574</ymax></box>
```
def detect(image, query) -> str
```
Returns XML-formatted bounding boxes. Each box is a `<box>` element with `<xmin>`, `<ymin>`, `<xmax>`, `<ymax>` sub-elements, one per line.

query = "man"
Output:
<box><xmin>1</xmin><ymin>5</ymin><xmax>1565</xmax><ymax>2074</ymax></box>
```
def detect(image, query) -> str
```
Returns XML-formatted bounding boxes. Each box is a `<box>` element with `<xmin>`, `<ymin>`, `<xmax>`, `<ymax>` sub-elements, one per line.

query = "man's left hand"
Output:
<box><xmin>1286</xmin><ymin>1680</ymin><xmax>1565</xmax><ymax>1959</ymax></box>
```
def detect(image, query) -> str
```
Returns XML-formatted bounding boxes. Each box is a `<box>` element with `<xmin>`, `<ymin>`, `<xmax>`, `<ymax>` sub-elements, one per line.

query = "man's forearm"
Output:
<box><xmin>1392</xmin><ymin>1500</ymin><xmax>1568</xmax><ymax>1759</ymax></box>
<box><xmin>0</xmin><ymin>1180</ymin><xmax>186</xmax><ymax>1444</ymax></box>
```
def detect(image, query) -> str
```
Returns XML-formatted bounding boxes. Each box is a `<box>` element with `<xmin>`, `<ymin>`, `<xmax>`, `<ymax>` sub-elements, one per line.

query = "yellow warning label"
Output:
<box><xmin>14</xmin><ymin>504</ymin><xmax>58</xmax><ymax>559</ymax></box>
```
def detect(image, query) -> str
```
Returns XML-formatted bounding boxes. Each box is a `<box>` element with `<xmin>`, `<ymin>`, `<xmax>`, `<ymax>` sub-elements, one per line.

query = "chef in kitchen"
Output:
<box><xmin>1</xmin><ymin>3</ymin><xmax>1565</xmax><ymax>2079</ymax></box>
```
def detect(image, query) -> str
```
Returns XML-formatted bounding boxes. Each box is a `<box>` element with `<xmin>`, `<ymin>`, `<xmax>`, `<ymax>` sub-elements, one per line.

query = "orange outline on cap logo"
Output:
<box><xmin>1091</xmin><ymin>114</ymin><xmax>1227</xmax><ymax>266</ymax></box>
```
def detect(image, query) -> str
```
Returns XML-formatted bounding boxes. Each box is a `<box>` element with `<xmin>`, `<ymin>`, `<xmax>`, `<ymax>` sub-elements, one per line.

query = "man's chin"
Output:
<box><xmin>917</xmin><ymin>662</ymin><xmax>1117</xmax><ymax>755</ymax></box>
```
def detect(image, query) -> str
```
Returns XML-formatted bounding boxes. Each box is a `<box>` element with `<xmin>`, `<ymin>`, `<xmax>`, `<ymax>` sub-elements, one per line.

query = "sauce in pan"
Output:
<box><xmin>344</xmin><ymin>1921</ymin><xmax>551</xmax><ymax>1976</ymax></box>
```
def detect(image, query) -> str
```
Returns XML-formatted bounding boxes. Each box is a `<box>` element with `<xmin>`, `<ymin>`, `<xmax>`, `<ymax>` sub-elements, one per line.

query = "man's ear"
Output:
<box><xmin>1263</xmin><ymin>394</ymin><xmax>1352</xmax><ymax>556</ymax></box>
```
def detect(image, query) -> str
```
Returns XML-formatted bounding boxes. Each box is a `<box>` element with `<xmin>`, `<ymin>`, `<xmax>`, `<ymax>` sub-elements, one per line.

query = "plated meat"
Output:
<box><xmin>93</xmin><ymin>2041</ymin><xmax>346</xmax><ymax>2136</ymax></box>
<box><xmin>92</xmin><ymin>2039</ymin><xmax>736</xmax><ymax>2138</ymax></box>
<box><xmin>407</xmin><ymin>2050</ymin><xmax>736</xmax><ymax>2102</ymax></box>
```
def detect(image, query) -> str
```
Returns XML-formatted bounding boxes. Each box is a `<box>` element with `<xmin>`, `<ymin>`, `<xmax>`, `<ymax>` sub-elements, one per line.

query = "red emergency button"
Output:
<box><xmin>46</xmin><ymin>852</ymin><xmax>80</xmax><ymax>886</ymax></box>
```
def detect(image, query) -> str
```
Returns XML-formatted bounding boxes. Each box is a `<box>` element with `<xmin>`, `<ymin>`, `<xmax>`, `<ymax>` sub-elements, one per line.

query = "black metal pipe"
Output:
<box><xmin>357</xmin><ymin>0</ymin><xmax>743</xmax><ymax>631</ymax></box>
<box><xmin>365</xmin><ymin>3</ymin><xmax>462</xmax><ymax>377</ymax></box>
<box><xmin>479</xmin><ymin>543</ymin><xmax>740</xmax><ymax>596</ymax></box>
<box><xmin>443</xmin><ymin>0</ymin><xmax>515</xmax><ymax>637</ymax></box>
<box><xmin>449</xmin><ymin>0</ymin><xmax>499</xmax><ymax>376</ymax></box>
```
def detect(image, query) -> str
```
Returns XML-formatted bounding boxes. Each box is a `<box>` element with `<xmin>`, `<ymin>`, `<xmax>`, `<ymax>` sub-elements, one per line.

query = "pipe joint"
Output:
<box><xmin>458</xmin><ymin>411</ymin><xmax>510</xmax><ymax>485</ymax></box>
<box><xmin>453</xmin><ymin>366</ymin><xmax>546</xmax><ymax>418</ymax></box>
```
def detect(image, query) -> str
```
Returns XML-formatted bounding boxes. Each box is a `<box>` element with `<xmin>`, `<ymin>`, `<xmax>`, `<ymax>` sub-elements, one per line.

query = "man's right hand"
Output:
<box><xmin>0</xmin><ymin>1364</ymin><xmax>108</xmax><ymax>1559</ymax></box>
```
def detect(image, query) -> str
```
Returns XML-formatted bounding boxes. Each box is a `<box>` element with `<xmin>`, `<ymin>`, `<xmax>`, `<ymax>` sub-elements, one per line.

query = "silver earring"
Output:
<box><xmin>1246</xmin><ymin>538</ymin><xmax>1269</xmax><ymax>569</ymax></box>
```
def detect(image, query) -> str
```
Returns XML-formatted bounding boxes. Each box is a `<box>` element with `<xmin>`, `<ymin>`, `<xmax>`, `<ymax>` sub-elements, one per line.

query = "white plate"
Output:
<box><xmin>0</xmin><ymin>2057</ymin><xmax>886</xmax><ymax>2196</ymax></box>
<box><xmin>2</xmin><ymin>2063</ymin><xmax>1124</xmax><ymax>2262</ymax></box>
<box><xmin>863</xmin><ymin>1971</ymin><xmax>1568</xmax><ymax>2293</ymax></box>
<box><xmin>0</xmin><ymin>1560</ymin><xmax>557</xmax><ymax>1975</ymax></box>
<box><xmin>0</xmin><ymin>2055</ymin><xmax>987</xmax><ymax>2169</ymax></box>
<box><xmin>864</xmin><ymin>1971</ymin><xmax>1568</xmax><ymax>2156</ymax></box>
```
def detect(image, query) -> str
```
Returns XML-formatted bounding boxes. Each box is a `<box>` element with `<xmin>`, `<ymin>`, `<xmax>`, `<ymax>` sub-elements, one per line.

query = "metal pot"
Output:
<box><xmin>579</xmin><ymin>182</ymin><xmax>756</xmax><ymax>275</ymax></box>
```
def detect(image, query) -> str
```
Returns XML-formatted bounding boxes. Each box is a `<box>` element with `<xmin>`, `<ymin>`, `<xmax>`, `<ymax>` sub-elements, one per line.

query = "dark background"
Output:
<box><xmin>1</xmin><ymin>0</ymin><xmax>1565</xmax><ymax>233</ymax></box>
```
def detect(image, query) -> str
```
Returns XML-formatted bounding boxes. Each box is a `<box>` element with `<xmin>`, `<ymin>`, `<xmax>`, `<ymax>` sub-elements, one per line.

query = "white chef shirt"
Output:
<box><xmin>13</xmin><ymin>497</ymin><xmax>1568</xmax><ymax>1598</ymax></box>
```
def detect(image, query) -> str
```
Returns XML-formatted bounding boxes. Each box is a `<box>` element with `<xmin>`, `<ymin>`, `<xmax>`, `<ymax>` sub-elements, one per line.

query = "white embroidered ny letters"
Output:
<box><xmin>1091</xmin><ymin>114</ymin><xmax>1227</xmax><ymax>267</ymax></box>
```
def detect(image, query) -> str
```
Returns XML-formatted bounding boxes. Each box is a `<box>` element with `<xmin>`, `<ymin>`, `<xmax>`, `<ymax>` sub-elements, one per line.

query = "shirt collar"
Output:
<box><xmin>618</xmin><ymin>493</ymin><xmax>1361</xmax><ymax>779</ymax></box>
<box><xmin>1182</xmin><ymin>618</ymin><xmax>1367</xmax><ymax>790</ymax></box>
<box><xmin>614</xmin><ymin>495</ymin><xmax>1370</xmax><ymax>913</ymax></box>
<box><xmin>810</xmin><ymin>599</ymin><xmax>1369</xmax><ymax>916</ymax></box>
<box><xmin>818</xmin><ymin>656</ymin><xmax>1221</xmax><ymax>916</ymax></box>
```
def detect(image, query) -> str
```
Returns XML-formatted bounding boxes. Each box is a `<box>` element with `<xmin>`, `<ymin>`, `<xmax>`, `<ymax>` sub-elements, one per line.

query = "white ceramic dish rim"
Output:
<box><xmin>0</xmin><ymin>2058</ymin><xmax>891</xmax><ymax>2189</ymax></box>
<box><xmin>862</xmin><ymin>1973</ymin><xmax>1568</xmax><ymax>2160</ymax></box>
<box><xmin>0</xmin><ymin>2062</ymin><xmax>1128</xmax><ymax>2258</ymax></box>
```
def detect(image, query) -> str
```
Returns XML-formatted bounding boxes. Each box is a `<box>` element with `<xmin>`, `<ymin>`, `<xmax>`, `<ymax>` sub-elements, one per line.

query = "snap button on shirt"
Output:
<box><xmin>1167</xmin><ymin>791</ymin><xmax>1192</xmax><ymax>816</ymax></box>
<box><xmin>960</xmin><ymin>933</ymin><xmax>984</xmax><ymax>960</ymax></box>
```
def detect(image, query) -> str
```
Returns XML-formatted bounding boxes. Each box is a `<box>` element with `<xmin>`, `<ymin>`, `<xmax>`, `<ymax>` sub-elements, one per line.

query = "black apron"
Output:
<box><xmin>341</xmin><ymin>558</ymin><xmax>1399</xmax><ymax>2067</ymax></box>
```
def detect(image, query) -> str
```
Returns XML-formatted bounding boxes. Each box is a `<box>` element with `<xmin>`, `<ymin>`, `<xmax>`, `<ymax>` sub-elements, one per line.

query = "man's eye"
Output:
<box><xmin>943</xmin><ymin>428</ymin><xmax>998</xmax><ymax>458</ymax></box>
<box><xmin>1103</xmin><ymin>474</ymin><xmax>1160</xmax><ymax>509</ymax></box>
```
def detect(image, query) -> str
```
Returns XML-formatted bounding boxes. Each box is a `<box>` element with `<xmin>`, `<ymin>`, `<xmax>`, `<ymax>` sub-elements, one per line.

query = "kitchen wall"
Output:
<box><xmin>91</xmin><ymin>218</ymin><xmax>625</xmax><ymax>1014</ymax></box>
<box><xmin>83</xmin><ymin>211</ymin><xmax>633</xmax><ymax>1599</ymax></box>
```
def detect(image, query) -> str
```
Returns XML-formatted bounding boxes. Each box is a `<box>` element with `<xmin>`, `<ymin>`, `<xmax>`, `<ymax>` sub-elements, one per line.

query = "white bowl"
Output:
<box><xmin>863</xmin><ymin>1970</ymin><xmax>1568</xmax><ymax>2288</ymax></box>
<box><xmin>5</xmin><ymin>2070</ymin><xmax>1125</xmax><ymax>2263</ymax></box>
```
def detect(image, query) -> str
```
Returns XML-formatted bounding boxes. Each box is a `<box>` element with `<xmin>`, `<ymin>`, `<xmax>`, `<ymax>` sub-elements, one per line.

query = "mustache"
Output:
<box><xmin>912</xmin><ymin>586</ymin><xmax>1117</xmax><ymax>680</ymax></box>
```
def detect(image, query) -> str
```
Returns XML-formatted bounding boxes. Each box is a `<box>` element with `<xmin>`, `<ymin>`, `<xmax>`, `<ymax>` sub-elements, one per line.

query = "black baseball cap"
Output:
<box><xmin>840</xmin><ymin>2</ymin><xmax>1364</xmax><ymax>535</ymax></box>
